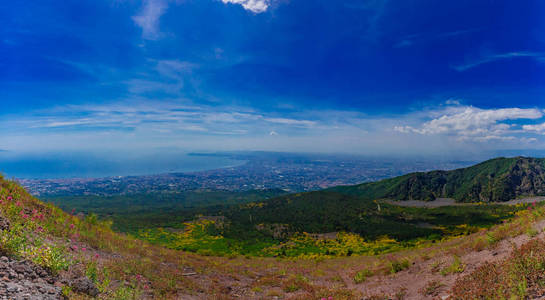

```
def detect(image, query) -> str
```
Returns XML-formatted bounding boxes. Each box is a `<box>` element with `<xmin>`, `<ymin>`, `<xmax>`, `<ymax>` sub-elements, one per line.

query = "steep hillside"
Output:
<box><xmin>334</xmin><ymin>156</ymin><xmax>545</xmax><ymax>202</ymax></box>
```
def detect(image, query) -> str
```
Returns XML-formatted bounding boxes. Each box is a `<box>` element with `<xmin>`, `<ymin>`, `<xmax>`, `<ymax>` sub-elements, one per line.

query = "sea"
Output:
<box><xmin>0</xmin><ymin>151</ymin><xmax>245</xmax><ymax>179</ymax></box>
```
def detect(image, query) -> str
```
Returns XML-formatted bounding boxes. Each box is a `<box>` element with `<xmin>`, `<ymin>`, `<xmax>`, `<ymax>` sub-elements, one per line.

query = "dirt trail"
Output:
<box><xmin>351</xmin><ymin>220</ymin><xmax>545</xmax><ymax>299</ymax></box>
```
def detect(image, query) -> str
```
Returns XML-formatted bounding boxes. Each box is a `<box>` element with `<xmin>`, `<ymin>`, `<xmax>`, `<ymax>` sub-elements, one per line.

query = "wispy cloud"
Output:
<box><xmin>0</xmin><ymin>100</ymin><xmax>379</xmax><ymax>154</ymax></box>
<box><xmin>3</xmin><ymin>100</ymin><xmax>545</xmax><ymax>155</ymax></box>
<box><xmin>437</xmin><ymin>27</ymin><xmax>483</xmax><ymax>38</ymax></box>
<box><xmin>452</xmin><ymin>52</ymin><xmax>545</xmax><ymax>71</ymax></box>
<box><xmin>221</xmin><ymin>0</ymin><xmax>270</xmax><ymax>13</ymax></box>
<box><xmin>155</xmin><ymin>60</ymin><xmax>197</xmax><ymax>79</ymax></box>
<box><xmin>132</xmin><ymin>0</ymin><xmax>168</xmax><ymax>40</ymax></box>
<box><xmin>11</xmin><ymin>101</ymin><xmax>319</xmax><ymax>136</ymax></box>
<box><xmin>394</xmin><ymin>28</ymin><xmax>482</xmax><ymax>48</ymax></box>
<box><xmin>124</xmin><ymin>59</ymin><xmax>198</xmax><ymax>95</ymax></box>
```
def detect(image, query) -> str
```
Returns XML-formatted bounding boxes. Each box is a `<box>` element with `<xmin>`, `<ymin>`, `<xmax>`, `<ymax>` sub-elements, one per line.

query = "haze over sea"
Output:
<box><xmin>0</xmin><ymin>151</ymin><xmax>244</xmax><ymax>179</ymax></box>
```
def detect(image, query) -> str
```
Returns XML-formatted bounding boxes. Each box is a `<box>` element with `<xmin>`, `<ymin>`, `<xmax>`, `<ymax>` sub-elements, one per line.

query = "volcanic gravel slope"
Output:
<box><xmin>0</xmin><ymin>255</ymin><xmax>64</xmax><ymax>300</ymax></box>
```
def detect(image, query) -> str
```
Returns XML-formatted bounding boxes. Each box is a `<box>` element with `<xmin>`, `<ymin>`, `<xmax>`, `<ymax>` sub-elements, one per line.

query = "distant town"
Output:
<box><xmin>19</xmin><ymin>152</ymin><xmax>475</xmax><ymax>197</ymax></box>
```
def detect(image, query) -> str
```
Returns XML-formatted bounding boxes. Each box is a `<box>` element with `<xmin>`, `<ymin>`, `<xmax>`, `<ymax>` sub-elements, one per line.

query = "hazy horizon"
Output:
<box><xmin>4</xmin><ymin>148</ymin><xmax>545</xmax><ymax>180</ymax></box>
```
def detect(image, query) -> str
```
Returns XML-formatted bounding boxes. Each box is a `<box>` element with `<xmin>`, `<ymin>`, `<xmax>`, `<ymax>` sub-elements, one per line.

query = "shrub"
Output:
<box><xmin>440</xmin><ymin>255</ymin><xmax>464</xmax><ymax>276</ymax></box>
<box><xmin>86</xmin><ymin>261</ymin><xmax>98</xmax><ymax>283</ymax></box>
<box><xmin>281</xmin><ymin>275</ymin><xmax>312</xmax><ymax>293</ymax></box>
<box><xmin>485</xmin><ymin>232</ymin><xmax>498</xmax><ymax>246</ymax></box>
<box><xmin>27</xmin><ymin>245</ymin><xmax>71</xmax><ymax>274</ymax></box>
<box><xmin>353</xmin><ymin>269</ymin><xmax>373</xmax><ymax>284</ymax></box>
<box><xmin>471</xmin><ymin>236</ymin><xmax>488</xmax><ymax>251</ymax></box>
<box><xmin>526</xmin><ymin>227</ymin><xmax>539</xmax><ymax>237</ymax></box>
<box><xmin>112</xmin><ymin>286</ymin><xmax>141</xmax><ymax>300</ymax></box>
<box><xmin>389</xmin><ymin>259</ymin><xmax>410</xmax><ymax>274</ymax></box>
<box><xmin>0</xmin><ymin>224</ymin><xmax>28</xmax><ymax>254</ymax></box>
<box><xmin>421</xmin><ymin>280</ymin><xmax>444</xmax><ymax>296</ymax></box>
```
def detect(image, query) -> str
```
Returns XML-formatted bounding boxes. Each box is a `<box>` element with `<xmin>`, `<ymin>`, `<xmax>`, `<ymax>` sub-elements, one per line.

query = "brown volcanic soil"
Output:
<box><xmin>348</xmin><ymin>220</ymin><xmax>545</xmax><ymax>300</ymax></box>
<box><xmin>155</xmin><ymin>219</ymin><xmax>545</xmax><ymax>300</ymax></box>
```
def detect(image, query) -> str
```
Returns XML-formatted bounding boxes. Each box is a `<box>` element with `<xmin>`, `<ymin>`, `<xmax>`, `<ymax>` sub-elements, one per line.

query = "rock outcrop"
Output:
<box><xmin>0</xmin><ymin>256</ymin><xmax>64</xmax><ymax>300</ymax></box>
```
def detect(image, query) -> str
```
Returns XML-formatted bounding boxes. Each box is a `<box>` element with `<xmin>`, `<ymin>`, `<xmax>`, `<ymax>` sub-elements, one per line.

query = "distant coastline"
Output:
<box><xmin>0</xmin><ymin>152</ymin><xmax>246</xmax><ymax>180</ymax></box>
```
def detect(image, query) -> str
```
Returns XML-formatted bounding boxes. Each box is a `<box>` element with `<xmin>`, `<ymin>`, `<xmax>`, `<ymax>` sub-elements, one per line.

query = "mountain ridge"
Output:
<box><xmin>332</xmin><ymin>156</ymin><xmax>545</xmax><ymax>202</ymax></box>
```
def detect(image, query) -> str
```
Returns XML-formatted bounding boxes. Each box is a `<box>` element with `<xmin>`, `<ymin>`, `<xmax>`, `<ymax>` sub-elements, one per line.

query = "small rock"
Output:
<box><xmin>0</xmin><ymin>215</ymin><xmax>10</xmax><ymax>231</ymax></box>
<box><xmin>71</xmin><ymin>277</ymin><xmax>100</xmax><ymax>297</ymax></box>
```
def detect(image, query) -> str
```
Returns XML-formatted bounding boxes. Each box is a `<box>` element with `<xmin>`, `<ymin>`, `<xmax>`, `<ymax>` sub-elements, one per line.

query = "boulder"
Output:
<box><xmin>71</xmin><ymin>277</ymin><xmax>100</xmax><ymax>297</ymax></box>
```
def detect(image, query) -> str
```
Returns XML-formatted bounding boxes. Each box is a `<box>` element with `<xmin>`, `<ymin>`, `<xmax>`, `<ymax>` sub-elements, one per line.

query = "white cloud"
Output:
<box><xmin>132</xmin><ymin>0</ymin><xmax>271</xmax><ymax>41</ymax></box>
<box><xmin>523</xmin><ymin>123</ymin><xmax>545</xmax><ymax>134</ymax></box>
<box><xmin>263</xmin><ymin>118</ymin><xmax>316</xmax><ymax>127</ymax></box>
<box><xmin>221</xmin><ymin>0</ymin><xmax>270</xmax><ymax>13</ymax></box>
<box><xmin>42</xmin><ymin>119</ymin><xmax>96</xmax><ymax>128</ymax></box>
<box><xmin>132</xmin><ymin>0</ymin><xmax>168</xmax><ymax>40</ymax></box>
<box><xmin>393</xmin><ymin>126</ymin><xmax>413</xmax><ymax>134</ymax></box>
<box><xmin>445</xmin><ymin>99</ymin><xmax>461</xmax><ymax>105</ymax></box>
<box><xmin>395</xmin><ymin>106</ymin><xmax>543</xmax><ymax>142</ymax></box>
<box><xmin>452</xmin><ymin>52</ymin><xmax>545</xmax><ymax>71</ymax></box>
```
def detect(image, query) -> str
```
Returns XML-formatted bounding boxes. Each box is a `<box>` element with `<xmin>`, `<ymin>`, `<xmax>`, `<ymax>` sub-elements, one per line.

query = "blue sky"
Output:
<box><xmin>1</xmin><ymin>0</ymin><xmax>545</xmax><ymax>155</ymax></box>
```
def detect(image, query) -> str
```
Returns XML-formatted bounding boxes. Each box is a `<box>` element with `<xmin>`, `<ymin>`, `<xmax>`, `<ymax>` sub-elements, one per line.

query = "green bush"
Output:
<box><xmin>440</xmin><ymin>255</ymin><xmax>464</xmax><ymax>276</ymax></box>
<box><xmin>353</xmin><ymin>269</ymin><xmax>373</xmax><ymax>283</ymax></box>
<box><xmin>389</xmin><ymin>259</ymin><xmax>410</xmax><ymax>274</ymax></box>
